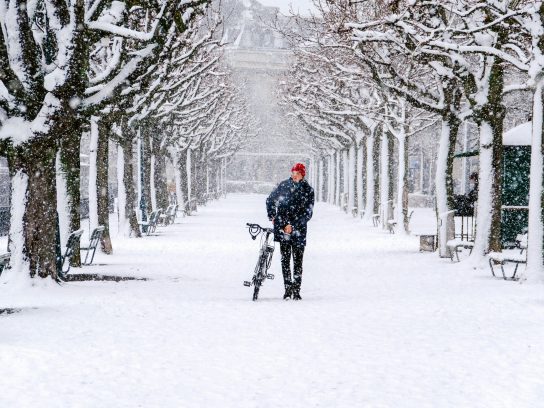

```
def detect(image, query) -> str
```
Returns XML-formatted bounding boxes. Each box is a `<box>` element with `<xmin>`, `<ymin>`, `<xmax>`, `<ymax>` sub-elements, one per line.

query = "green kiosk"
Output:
<box><xmin>454</xmin><ymin>122</ymin><xmax>531</xmax><ymax>247</ymax></box>
<box><xmin>502</xmin><ymin>122</ymin><xmax>531</xmax><ymax>247</ymax></box>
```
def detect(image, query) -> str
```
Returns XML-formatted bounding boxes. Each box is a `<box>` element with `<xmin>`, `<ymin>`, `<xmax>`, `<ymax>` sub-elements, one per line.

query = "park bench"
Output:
<box><xmin>149</xmin><ymin>209</ymin><xmax>163</xmax><ymax>234</ymax></box>
<box><xmin>160</xmin><ymin>204</ymin><xmax>178</xmax><ymax>226</ymax></box>
<box><xmin>341</xmin><ymin>193</ymin><xmax>348</xmax><ymax>213</ymax></box>
<box><xmin>0</xmin><ymin>252</ymin><xmax>10</xmax><ymax>276</ymax></box>
<box><xmin>138</xmin><ymin>210</ymin><xmax>155</xmax><ymax>234</ymax></box>
<box><xmin>386</xmin><ymin>211</ymin><xmax>414</xmax><ymax>234</ymax></box>
<box><xmin>60</xmin><ymin>229</ymin><xmax>84</xmax><ymax>276</ymax></box>
<box><xmin>197</xmin><ymin>194</ymin><xmax>208</xmax><ymax>206</ymax></box>
<box><xmin>139</xmin><ymin>209</ymin><xmax>162</xmax><ymax>235</ymax></box>
<box><xmin>372</xmin><ymin>214</ymin><xmax>380</xmax><ymax>227</ymax></box>
<box><xmin>387</xmin><ymin>219</ymin><xmax>396</xmax><ymax>234</ymax></box>
<box><xmin>183</xmin><ymin>199</ymin><xmax>197</xmax><ymax>216</ymax></box>
<box><xmin>80</xmin><ymin>226</ymin><xmax>105</xmax><ymax>266</ymax></box>
<box><xmin>446</xmin><ymin>214</ymin><xmax>476</xmax><ymax>262</ymax></box>
<box><xmin>488</xmin><ymin>233</ymin><xmax>527</xmax><ymax>280</ymax></box>
<box><xmin>203</xmin><ymin>192</ymin><xmax>213</xmax><ymax>205</ymax></box>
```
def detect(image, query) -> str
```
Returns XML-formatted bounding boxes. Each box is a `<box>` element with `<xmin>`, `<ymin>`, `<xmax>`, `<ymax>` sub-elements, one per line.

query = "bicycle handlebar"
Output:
<box><xmin>246</xmin><ymin>223</ymin><xmax>274</xmax><ymax>240</ymax></box>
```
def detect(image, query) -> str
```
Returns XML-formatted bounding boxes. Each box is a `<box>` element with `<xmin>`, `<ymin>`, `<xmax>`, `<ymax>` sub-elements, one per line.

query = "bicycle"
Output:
<box><xmin>244</xmin><ymin>223</ymin><xmax>275</xmax><ymax>301</ymax></box>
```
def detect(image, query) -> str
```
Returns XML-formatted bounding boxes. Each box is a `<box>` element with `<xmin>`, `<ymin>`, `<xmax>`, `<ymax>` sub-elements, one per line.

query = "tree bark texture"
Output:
<box><xmin>122</xmin><ymin>137</ymin><xmax>141</xmax><ymax>238</ymax></box>
<box><xmin>59</xmin><ymin>119</ymin><xmax>82</xmax><ymax>266</ymax></box>
<box><xmin>373</xmin><ymin>129</ymin><xmax>381</xmax><ymax>215</ymax></box>
<box><xmin>10</xmin><ymin>136</ymin><xmax>60</xmax><ymax>278</ymax></box>
<box><xmin>97</xmin><ymin>121</ymin><xmax>113</xmax><ymax>254</ymax></box>
<box><xmin>154</xmin><ymin>152</ymin><xmax>169</xmax><ymax>210</ymax></box>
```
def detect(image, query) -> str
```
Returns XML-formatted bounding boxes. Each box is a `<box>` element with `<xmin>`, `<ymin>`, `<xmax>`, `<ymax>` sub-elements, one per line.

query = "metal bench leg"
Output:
<box><xmin>89</xmin><ymin>247</ymin><xmax>98</xmax><ymax>265</ymax></box>
<box><xmin>447</xmin><ymin>247</ymin><xmax>457</xmax><ymax>262</ymax></box>
<box><xmin>61</xmin><ymin>257</ymin><xmax>71</xmax><ymax>275</ymax></box>
<box><xmin>511</xmin><ymin>263</ymin><xmax>519</xmax><ymax>280</ymax></box>
<box><xmin>489</xmin><ymin>258</ymin><xmax>497</xmax><ymax>277</ymax></box>
<box><xmin>500</xmin><ymin>263</ymin><xmax>507</xmax><ymax>280</ymax></box>
<box><xmin>83</xmin><ymin>248</ymin><xmax>91</xmax><ymax>265</ymax></box>
<box><xmin>454</xmin><ymin>246</ymin><xmax>461</xmax><ymax>262</ymax></box>
<box><xmin>83</xmin><ymin>247</ymin><xmax>97</xmax><ymax>265</ymax></box>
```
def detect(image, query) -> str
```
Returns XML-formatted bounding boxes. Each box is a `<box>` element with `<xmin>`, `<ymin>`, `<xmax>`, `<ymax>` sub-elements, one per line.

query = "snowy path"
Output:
<box><xmin>1</xmin><ymin>194</ymin><xmax>544</xmax><ymax>407</ymax></box>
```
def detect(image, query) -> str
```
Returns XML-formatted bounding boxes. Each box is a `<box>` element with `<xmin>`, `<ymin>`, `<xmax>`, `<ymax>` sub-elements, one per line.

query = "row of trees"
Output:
<box><xmin>0</xmin><ymin>1</ymin><xmax>253</xmax><ymax>282</ymax></box>
<box><xmin>279</xmin><ymin>0</ymin><xmax>543</xmax><ymax>280</ymax></box>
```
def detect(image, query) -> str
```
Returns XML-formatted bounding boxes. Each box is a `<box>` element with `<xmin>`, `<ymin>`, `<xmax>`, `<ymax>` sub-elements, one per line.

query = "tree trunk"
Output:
<box><xmin>524</xmin><ymin>19</ymin><xmax>544</xmax><ymax>279</ymax></box>
<box><xmin>394</xmin><ymin>130</ymin><xmax>409</xmax><ymax>234</ymax></box>
<box><xmin>56</xmin><ymin>152</ymin><xmax>70</xmax><ymax>253</ymax></box>
<box><xmin>380</xmin><ymin>131</ymin><xmax>390</xmax><ymax>228</ymax></box>
<box><xmin>388</xmin><ymin>134</ymin><xmax>395</xmax><ymax>221</ymax></box>
<box><xmin>154</xmin><ymin>152</ymin><xmax>169</xmax><ymax>210</ymax></box>
<box><xmin>122</xmin><ymin>137</ymin><xmax>141</xmax><ymax>238</ymax></box>
<box><xmin>343</xmin><ymin>149</ymin><xmax>349</xmax><ymax>212</ymax></box>
<box><xmin>89</xmin><ymin>117</ymin><xmax>99</xmax><ymax>232</ymax></box>
<box><xmin>318</xmin><ymin>158</ymin><xmax>324</xmax><ymax>202</ymax></box>
<box><xmin>58</xmin><ymin>126</ymin><xmax>81</xmax><ymax>266</ymax></box>
<box><xmin>150</xmin><ymin>153</ymin><xmax>157</xmax><ymax>211</ymax></box>
<box><xmin>7</xmin><ymin>136</ymin><xmax>60</xmax><ymax>280</ymax></box>
<box><xmin>97</xmin><ymin>121</ymin><xmax>113</xmax><ymax>254</ymax></box>
<box><xmin>356</xmin><ymin>142</ymin><xmax>363</xmax><ymax>215</ymax></box>
<box><xmin>195</xmin><ymin>151</ymin><xmax>206</xmax><ymax>203</ymax></box>
<box><xmin>372</xmin><ymin>128</ymin><xmax>381</xmax><ymax>216</ymax></box>
<box><xmin>364</xmin><ymin>134</ymin><xmax>375</xmax><ymax>220</ymax></box>
<box><xmin>335</xmin><ymin>150</ymin><xmax>341</xmax><ymax>206</ymax></box>
<box><xmin>116</xmin><ymin>143</ymin><xmax>128</xmax><ymax>236</ymax></box>
<box><xmin>142</xmin><ymin>134</ymin><xmax>152</xmax><ymax>215</ymax></box>
<box><xmin>348</xmin><ymin>145</ymin><xmax>356</xmax><ymax>213</ymax></box>
<box><xmin>402</xmin><ymin>129</ymin><xmax>410</xmax><ymax>233</ymax></box>
<box><xmin>436</xmin><ymin>114</ymin><xmax>460</xmax><ymax>257</ymax></box>
<box><xmin>186</xmin><ymin>149</ymin><xmax>192</xmax><ymax>204</ymax></box>
<box><xmin>328</xmin><ymin>154</ymin><xmax>334</xmax><ymax>204</ymax></box>
<box><xmin>176</xmin><ymin>152</ymin><xmax>187</xmax><ymax>209</ymax></box>
<box><xmin>471</xmin><ymin>62</ymin><xmax>505</xmax><ymax>257</ymax></box>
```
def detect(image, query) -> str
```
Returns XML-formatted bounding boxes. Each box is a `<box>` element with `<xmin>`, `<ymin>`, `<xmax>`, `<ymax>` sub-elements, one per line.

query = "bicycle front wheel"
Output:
<box><xmin>252</xmin><ymin>279</ymin><xmax>261</xmax><ymax>301</ymax></box>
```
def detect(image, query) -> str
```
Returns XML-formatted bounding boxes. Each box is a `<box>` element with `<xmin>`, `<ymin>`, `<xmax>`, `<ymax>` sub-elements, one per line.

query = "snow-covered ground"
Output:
<box><xmin>1</xmin><ymin>194</ymin><xmax>543</xmax><ymax>407</ymax></box>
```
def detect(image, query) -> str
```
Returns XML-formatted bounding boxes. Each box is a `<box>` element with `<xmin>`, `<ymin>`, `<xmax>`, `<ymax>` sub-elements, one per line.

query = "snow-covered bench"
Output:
<box><xmin>386</xmin><ymin>211</ymin><xmax>413</xmax><ymax>234</ymax></box>
<box><xmin>351</xmin><ymin>207</ymin><xmax>358</xmax><ymax>218</ymax></box>
<box><xmin>488</xmin><ymin>234</ymin><xmax>527</xmax><ymax>280</ymax></box>
<box><xmin>341</xmin><ymin>193</ymin><xmax>348</xmax><ymax>213</ymax></box>
<box><xmin>139</xmin><ymin>209</ymin><xmax>162</xmax><ymax>235</ymax></box>
<box><xmin>387</xmin><ymin>220</ymin><xmax>396</xmax><ymax>234</ymax></box>
<box><xmin>446</xmin><ymin>214</ymin><xmax>476</xmax><ymax>262</ymax></box>
<box><xmin>0</xmin><ymin>252</ymin><xmax>10</xmax><ymax>276</ymax></box>
<box><xmin>80</xmin><ymin>226</ymin><xmax>105</xmax><ymax>265</ymax></box>
<box><xmin>447</xmin><ymin>238</ymin><xmax>474</xmax><ymax>262</ymax></box>
<box><xmin>372</xmin><ymin>214</ymin><xmax>380</xmax><ymax>227</ymax></box>
<box><xmin>160</xmin><ymin>204</ymin><xmax>178</xmax><ymax>226</ymax></box>
<box><xmin>60</xmin><ymin>229</ymin><xmax>84</xmax><ymax>277</ymax></box>
<box><xmin>183</xmin><ymin>199</ymin><xmax>197</xmax><ymax>216</ymax></box>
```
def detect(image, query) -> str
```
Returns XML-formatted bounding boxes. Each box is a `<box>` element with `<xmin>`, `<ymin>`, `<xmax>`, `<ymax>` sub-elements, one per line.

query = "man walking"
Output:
<box><xmin>266</xmin><ymin>163</ymin><xmax>314</xmax><ymax>300</ymax></box>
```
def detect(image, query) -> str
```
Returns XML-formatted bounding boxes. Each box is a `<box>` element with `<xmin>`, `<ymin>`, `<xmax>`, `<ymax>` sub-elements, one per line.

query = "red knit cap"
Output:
<box><xmin>291</xmin><ymin>162</ymin><xmax>306</xmax><ymax>177</ymax></box>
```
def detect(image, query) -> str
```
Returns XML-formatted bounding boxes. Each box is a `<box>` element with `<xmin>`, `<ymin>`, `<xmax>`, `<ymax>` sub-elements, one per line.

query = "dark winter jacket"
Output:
<box><xmin>266</xmin><ymin>178</ymin><xmax>315</xmax><ymax>247</ymax></box>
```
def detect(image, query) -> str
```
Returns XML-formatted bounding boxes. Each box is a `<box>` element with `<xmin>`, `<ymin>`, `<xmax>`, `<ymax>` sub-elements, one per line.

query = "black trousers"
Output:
<box><xmin>280</xmin><ymin>242</ymin><xmax>305</xmax><ymax>290</ymax></box>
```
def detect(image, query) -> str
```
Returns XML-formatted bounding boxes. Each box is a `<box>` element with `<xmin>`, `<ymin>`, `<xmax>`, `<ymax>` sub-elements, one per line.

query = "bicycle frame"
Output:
<box><xmin>244</xmin><ymin>223</ymin><xmax>276</xmax><ymax>300</ymax></box>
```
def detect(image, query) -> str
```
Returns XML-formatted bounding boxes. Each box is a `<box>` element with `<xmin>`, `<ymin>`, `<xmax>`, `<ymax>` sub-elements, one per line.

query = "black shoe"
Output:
<box><xmin>292</xmin><ymin>290</ymin><xmax>302</xmax><ymax>301</ymax></box>
<box><xmin>283</xmin><ymin>286</ymin><xmax>292</xmax><ymax>300</ymax></box>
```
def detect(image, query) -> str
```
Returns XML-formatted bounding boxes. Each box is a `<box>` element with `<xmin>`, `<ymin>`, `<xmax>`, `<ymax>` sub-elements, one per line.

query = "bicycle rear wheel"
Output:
<box><xmin>252</xmin><ymin>252</ymin><xmax>267</xmax><ymax>301</ymax></box>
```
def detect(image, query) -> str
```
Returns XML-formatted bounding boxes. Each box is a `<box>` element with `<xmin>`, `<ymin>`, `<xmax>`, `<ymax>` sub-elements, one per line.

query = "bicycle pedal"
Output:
<box><xmin>243</xmin><ymin>281</ymin><xmax>251</xmax><ymax>287</ymax></box>
<box><xmin>266</xmin><ymin>274</ymin><xmax>274</xmax><ymax>280</ymax></box>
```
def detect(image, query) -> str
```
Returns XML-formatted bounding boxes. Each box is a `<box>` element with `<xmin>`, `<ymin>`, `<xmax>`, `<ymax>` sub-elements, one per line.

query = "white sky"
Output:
<box><xmin>258</xmin><ymin>0</ymin><xmax>318</xmax><ymax>16</ymax></box>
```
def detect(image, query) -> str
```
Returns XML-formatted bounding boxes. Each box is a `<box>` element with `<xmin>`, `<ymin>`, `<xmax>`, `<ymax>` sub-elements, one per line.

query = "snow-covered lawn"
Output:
<box><xmin>1</xmin><ymin>194</ymin><xmax>543</xmax><ymax>407</ymax></box>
